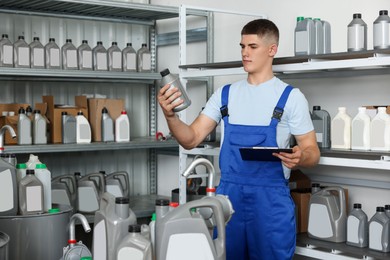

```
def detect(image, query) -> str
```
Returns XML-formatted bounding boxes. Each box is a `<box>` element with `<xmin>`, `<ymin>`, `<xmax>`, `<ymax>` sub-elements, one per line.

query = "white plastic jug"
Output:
<box><xmin>370</xmin><ymin>107</ymin><xmax>390</xmax><ymax>151</ymax></box>
<box><xmin>351</xmin><ymin>107</ymin><xmax>371</xmax><ymax>150</ymax></box>
<box><xmin>331</xmin><ymin>107</ymin><xmax>351</xmax><ymax>149</ymax></box>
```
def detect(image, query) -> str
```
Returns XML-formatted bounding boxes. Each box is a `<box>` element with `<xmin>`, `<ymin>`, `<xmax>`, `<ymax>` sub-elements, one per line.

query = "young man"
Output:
<box><xmin>158</xmin><ymin>19</ymin><xmax>320</xmax><ymax>260</ymax></box>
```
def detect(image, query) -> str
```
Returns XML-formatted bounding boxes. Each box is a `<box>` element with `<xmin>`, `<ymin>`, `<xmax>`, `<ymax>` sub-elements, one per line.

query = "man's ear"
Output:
<box><xmin>269</xmin><ymin>43</ymin><xmax>278</xmax><ymax>57</ymax></box>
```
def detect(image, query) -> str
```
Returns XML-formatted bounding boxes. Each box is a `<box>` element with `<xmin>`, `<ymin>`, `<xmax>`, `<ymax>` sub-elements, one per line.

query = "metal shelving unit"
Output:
<box><xmin>0</xmin><ymin>0</ymin><xmax>209</xmax><ymax>212</ymax></box>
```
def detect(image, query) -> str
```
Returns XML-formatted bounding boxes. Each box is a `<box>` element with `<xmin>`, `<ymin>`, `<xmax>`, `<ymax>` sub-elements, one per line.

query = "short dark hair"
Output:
<box><xmin>241</xmin><ymin>19</ymin><xmax>279</xmax><ymax>45</ymax></box>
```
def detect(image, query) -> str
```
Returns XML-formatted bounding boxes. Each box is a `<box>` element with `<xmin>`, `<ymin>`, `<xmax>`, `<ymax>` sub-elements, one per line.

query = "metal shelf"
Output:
<box><xmin>0</xmin><ymin>67</ymin><xmax>161</xmax><ymax>83</ymax></box>
<box><xmin>296</xmin><ymin>233</ymin><xmax>390</xmax><ymax>260</ymax></box>
<box><xmin>179</xmin><ymin>49</ymin><xmax>390</xmax><ymax>78</ymax></box>
<box><xmin>0</xmin><ymin>0</ymin><xmax>208</xmax><ymax>25</ymax></box>
<box><xmin>3</xmin><ymin>137</ymin><xmax>179</xmax><ymax>154</ymax></box>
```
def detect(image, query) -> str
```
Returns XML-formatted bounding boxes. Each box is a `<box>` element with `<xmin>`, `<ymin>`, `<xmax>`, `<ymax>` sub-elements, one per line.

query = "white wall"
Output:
<box><xmin>153</xmin><ymin>0</ymin><xmax>390</xmax><ymax>218</ymax></box>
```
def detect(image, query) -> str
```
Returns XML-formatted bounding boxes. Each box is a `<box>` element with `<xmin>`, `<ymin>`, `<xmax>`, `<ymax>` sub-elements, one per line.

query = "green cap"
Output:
<box><xmin>297</xmin><ymin>16</ymin><xmax>304</xmax><ymax>21</ymax></box>
<box><xmin>80</xmin><ymin>257</ymin><xmax>92</xmax><ymax>260</ymax></box>
<box><xmin>48</xmin><ymin>208</ymin><xmax>60</xmax><ymax>214</ymax></box>
<box><xmin>35</xmin><ymin>163</ymin><xmax>47</xmax><ymax>169</ymax></box>
<box><xmin>151</xmin><ymin>213</ymin><xmax>156</xmax><ymax>221</ymax></box>
<box><xmin>16</xmin><ymin>163</ymin><xmax>27</xmax><ymax>169</ymax></box>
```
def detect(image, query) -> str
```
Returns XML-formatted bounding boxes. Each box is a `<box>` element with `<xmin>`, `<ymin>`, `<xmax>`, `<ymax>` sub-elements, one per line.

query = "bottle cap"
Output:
<box><xmin>379</xmin><ymin>10</ymin><xmax>388</xmax><ymax>16</ymax></box>
<box><xmin>80</xmin><ymin>257</ymin><xmax>92</xmax><ymax>260</ymax></box>
<box><xmin>35</xmin><ymin>163</ymin><xmax>47</xmax><ymax>169</ymax></box>
<box><xmin>16</xmin><ymin>163</ymin><xmax>27</xmax><ymax>169</ymax></box>
<box><xmin>296</xmin><ymin>16</ymin><xmax>304</xmax><ymax>21</ymax></box>
<box><xmin>121</xmin><ymin>110</ymin><xmax>127</xmax><ymax>115</ymax></box>
<box><xmin>26</xmin><ymin>106</ymin><xmax>32</xmax><ymax>113</ymax></box>
<box><xmin>313</xmin><ymin>106</ymin><xmax>321</xmax><ymax>111</ymax></box>
<box><xmin>126</xmin><ymin>43</ymin><xmax>132</xmax><ymax>46</ymax></box>
<box><xmin>82</xmin><ymin>40</ymin><xmax>88</xmax><ymax>44</ymax></box>
<box><xmin>169</xmin><ymin>202</ymin><xmax>179</xmax><ymax>208</ymax></box>
<box><xmin>376</xmin><ymin>206</ymin><xmax>385</xmax><ymax>212</ymax></box>
<box><xmin>49</xmin><ymin>38</ymin><xmax>55</xmax><ymax>41</ymax></box>
<box><xmin>151</xmin><ymin>212</ymin><xmax>156</xmax><ymax>221</ymax></box>
<box><xmin>48</xmin><ymin>208</ymin><xmax>60</xmax><ymax>214</ymax></box>
<box><xmin>155</xmin><ymin>199</ymin><xmax>170</xmax><ymax>206</ymax></box>
<box><xmin>112</xmin><ymin>42</ymin><xmax>117</xmax><ymax>45</ymax></box>
<box><xmin>353</xmin><ymin>13</ymin><xmax>362</xmax><ymax>19</ymax></box>
<box><xmin>97</xmin><ymin>41</ymin><xmax>103</xmax><ymax>45</ymax></box>
<box><xmin>2</xmin><ymin>34</ymin><xmax>8</xmax><ymax>38</ymax></box>
<box><xmin>115</xmin><ymin>197</ymin><xmax>129</xmax><ymax>204</ymax></box>
<box><xmin>18</xmin><ymin>36</ymin><xmax>25</xmax><ymax>40</ymax></box>
<box><xmin>33</xmin><ymin>37</ymin><xmax>39</xmax><ymax>41</ymax></box>
<box><xmin>385</xmin><ymin>205</ymin><xmax>390</xmax><ymax>210</ymax></box>
<box><xmin>33</xmin><ymin>110</ymin><xmax>41</xmax><ymax>114</ymax></box>
<box><xmin>26</xmin><ymin>169</ymin><xmax>35</xmax><ymax>175</ymax></box>
<box><xmin>77</xmin><ymin>111</ymin><xmax>83</xmax><ymax>115</ymax></box>
<box><xmin>74</xmin><ymin>172</ymin><xmax>81</xmax><ymax>177</ymax></box>
<box><xmin>353</xmin><ymin>203</ymin><xmax>362</xmax><ymax>209</ymax></box>
<box><xmin>61</xmin><ymin>111</ymin><xmax>68</xmax><ymax>116</ymax></box>
<box><xmin>128</xmin><ymin>224</ymin><xmax>141</xmax><ymax>233</ymax></box>
<box><xmin>142</xmin><ymin>43</ymin><xmax>147</xmax><ymax>47</ymax></box>
<box><xmin>311</xmin><ymin>183</ymin><xmax>320</xmax><ymax>188</ymax></box>
<box><xmin>18</xmin><ymin>107</ymin><xmax>26</xmax><ymax>114</ymax></box>
<box><xmin>160</xmin><ymin>68</ymin><xmax>170</xmax><ymax>77</ymax></box>
<box><xmin>102</xmin><ymin>107</ymin><xmax>108</xmax><ymax>113</ymax></box>
<box><xmin>66</xmin><ymin>39</ymin><xmax>72</xmax><ymax>43</ymax></box>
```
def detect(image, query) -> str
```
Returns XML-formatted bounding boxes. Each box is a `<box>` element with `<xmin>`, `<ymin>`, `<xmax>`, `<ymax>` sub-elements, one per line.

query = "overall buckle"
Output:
<box><xmin>272</xmin><ymin>107</ymin><xmax>284</xmax><ymax>121</ymax></box>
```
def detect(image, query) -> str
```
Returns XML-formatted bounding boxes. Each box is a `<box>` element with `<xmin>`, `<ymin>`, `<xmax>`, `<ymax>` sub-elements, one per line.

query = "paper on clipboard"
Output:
<box><xmin>239</xmin><ymin>147</ymin><xmax>293</xmax><ymax>161</ymax></box>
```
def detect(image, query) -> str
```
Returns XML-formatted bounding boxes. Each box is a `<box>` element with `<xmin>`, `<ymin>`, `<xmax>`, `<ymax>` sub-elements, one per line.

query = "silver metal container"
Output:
<box><xmin>0</xmin><ymin>231</ymin><xmax>9</xmax><ymax>260</ymax></box>
<box><xmin>0</xmin><ymin>204</ymin><xmax>72</xmax><ymax>260</ymax></box>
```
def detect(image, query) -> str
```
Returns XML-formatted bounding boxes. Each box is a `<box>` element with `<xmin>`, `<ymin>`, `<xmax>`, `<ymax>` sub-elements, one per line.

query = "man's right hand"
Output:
<box><xmin>157</xmin><ymin>83</ymin><xmax>184</xmax><ymax>118</ymax></box>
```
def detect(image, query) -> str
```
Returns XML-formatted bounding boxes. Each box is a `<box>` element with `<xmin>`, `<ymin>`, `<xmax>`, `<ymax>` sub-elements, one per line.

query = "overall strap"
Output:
<box><xmin>270</xmin><ymin>85</ymin><xmax>294</xmax><ymax>127</ymax></box>
<box><xmin>220</xmin><ymin>84</ymin><xmax>231</xmax><ymax>123</ymax></box>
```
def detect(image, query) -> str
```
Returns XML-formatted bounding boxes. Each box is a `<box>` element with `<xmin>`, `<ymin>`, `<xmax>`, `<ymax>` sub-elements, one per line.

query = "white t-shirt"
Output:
<box><xmin>201</xmin><ymin>76</ymin><xmax>314</xmax><ymax>178</ymax></box>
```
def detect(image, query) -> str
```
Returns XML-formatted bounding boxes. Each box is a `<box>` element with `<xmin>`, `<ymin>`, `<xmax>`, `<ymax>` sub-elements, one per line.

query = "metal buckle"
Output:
<box><xmin>272</xmin><ymin>107</ymin><xmax>284</xmax><ymax>121</ymax></box>
<box><xmin>220</xmin><ymin>105</ymin><xmax>229</xmax><ymax>118</ymax></box>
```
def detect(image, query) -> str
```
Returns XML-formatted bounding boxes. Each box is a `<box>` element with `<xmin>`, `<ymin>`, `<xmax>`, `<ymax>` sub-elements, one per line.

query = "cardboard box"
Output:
<box><xmin>364</xmin><ymin>105</ymin><xmax>390</xmax><ymax>119</ymax></box>
<box><xmin>291</xmin><ymin>188</ymin><xmax>311</xmax><ymax>233</ymax></box>
<box><xmin>0</xmin><ymin>103</ymin><xmax>47</xmax><ymax>145</ymax></box>
<box><xmin>289</xmin><ymin>169</ymin><xmax>311</xmax><ymax>190</ymax></box>
<box><xmin>43</xmin><ymin>96</ymin><xmax>88</xmax><ymax>143</ymax></box>
<box><xmin>87</xmin><ymin>98</ymin><xmax>124</xmax><ymax>142</ymax></box>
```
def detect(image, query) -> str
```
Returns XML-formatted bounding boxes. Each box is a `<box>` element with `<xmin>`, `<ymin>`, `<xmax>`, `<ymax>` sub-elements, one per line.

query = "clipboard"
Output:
<box><xmin>239</xmin><ymin>147</ymin><xmax>293</xmax><ymax>161</ymax></box>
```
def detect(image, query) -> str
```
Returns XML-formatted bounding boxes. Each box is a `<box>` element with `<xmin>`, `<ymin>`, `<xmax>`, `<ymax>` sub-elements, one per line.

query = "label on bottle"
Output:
<box><xmin>374</xmin><ymin>23</ymin><xmax>390</xmax><ymax>48</ymax></box>
<box><xmin>78</xmin><ymin>186</ymin><xmax>99</xmax><ymax>211</ymax></box>
<box><xmin>82</xmin><ymin>50</ymin><xmax>92</xmax><ymax>69</ymax></box>
<box><xmin>66</xmin><ymin>49</ymin><xmax>77</xmax><ymax>68</ymax></box>
<box><xmin>0</xmin><ymin>169</ymin><xmax>13</xmax><ymax>211</ymax></box>
<box><xmin>50</xmin><ymin>48</ymin><xmax>60</xmax><ymax>67</ymax></box>
<box><xmin>369</xmin><ymin>221</ymin><xmax>383</xmax><ymax>250</ymax></box>
<box><xmin>141</xmin><ymin>53</ymin><xmax>151</xmax><ymax>70</ymax></box>
<box><xmin>26</xmin><ymin>186</ymin><xmax>43</xmax><ymax>212</ymax></box>
<box><xmin>3</xmin><ymin>45</ymin><xmax>13</xmax><ymax>65</ymax></box>
<box><xmin>117</xmin><ymin>248</ymin><xmax>143</xmax><ymax>260</ymax></box>
<box><xmin>93</xmin><ymin>220</ymin><xmax>107</xmax><ymax>260</ymax></box>
<box><xmin>33</xmin><ymin>48</ymin><xmax>44</xmax><ymax>67</ymax></box>
<box><xmin>97</xmin><ymin>53</ymin><xmax>107</xmax><ymax>70</ymax></box>
<box><xmin>118</xmin><ymin>120</ymin><xmax>129</xmax><ymax>140</ymax></box>
<box><xmin>348</xmin><ymin>26</ymin><xmax>365</xmax><ymax>49</ymax></box>
<box><xmin>347</xmin><ymin>215</ymin><xmax>359</xmax><ymax>243</ymax></box>
<box><xmin>112</xmin><ymin>51</ymin><xmax>122</xmax><ymax>69</ymax></box>
<box><xmin>295</xmin><ymin>31</ymin><xmax>308</xmax><ymax>53</ymax></box>
<box><xmin>18</xmin><ymin>47</ymin><xmax>30</xmax><ymax>66</ymax></box>
<box><xmin>126</xmin><ymin>53</ymin><xmax>136</xmax><ymax>70</ymax></box>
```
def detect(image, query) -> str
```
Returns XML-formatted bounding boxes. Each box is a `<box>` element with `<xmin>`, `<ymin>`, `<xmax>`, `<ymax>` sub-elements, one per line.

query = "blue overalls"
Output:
<box><xmin>217</xmin><ymin>84</ymin><xmax>296</xmax><ymax>260</ymax></box>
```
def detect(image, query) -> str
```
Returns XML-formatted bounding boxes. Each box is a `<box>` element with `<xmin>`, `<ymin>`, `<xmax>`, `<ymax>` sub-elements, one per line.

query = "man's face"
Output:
<box><xmin>240</xmin><ymin>34</ymin><xmax>275</xmax><ymax>73</ymax></box>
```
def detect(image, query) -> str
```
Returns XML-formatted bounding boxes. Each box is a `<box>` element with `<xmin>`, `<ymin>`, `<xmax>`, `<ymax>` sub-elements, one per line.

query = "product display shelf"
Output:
<box><xmin>295</xmin><ymin>233</ymin><xmax>390</xmax><ymax>260</ymax></box>
<box><xmin>179</xmin><ymin>49</ymin><xmax>390</xmax><ymax>78</ymax></box>
<box><xmin>0</xmin><ymin>67</ymin><xmax>161</xmax><ymax>84</ymax></box>
<box><xmin>3</xmin><ymin>136</ymin><xmax>179</xmax><ymax>154</ymax></box>
<box><xmin>0</xmin><ymin>0</ymin><xmax>207</xmax><ymax>25</ymax></box>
